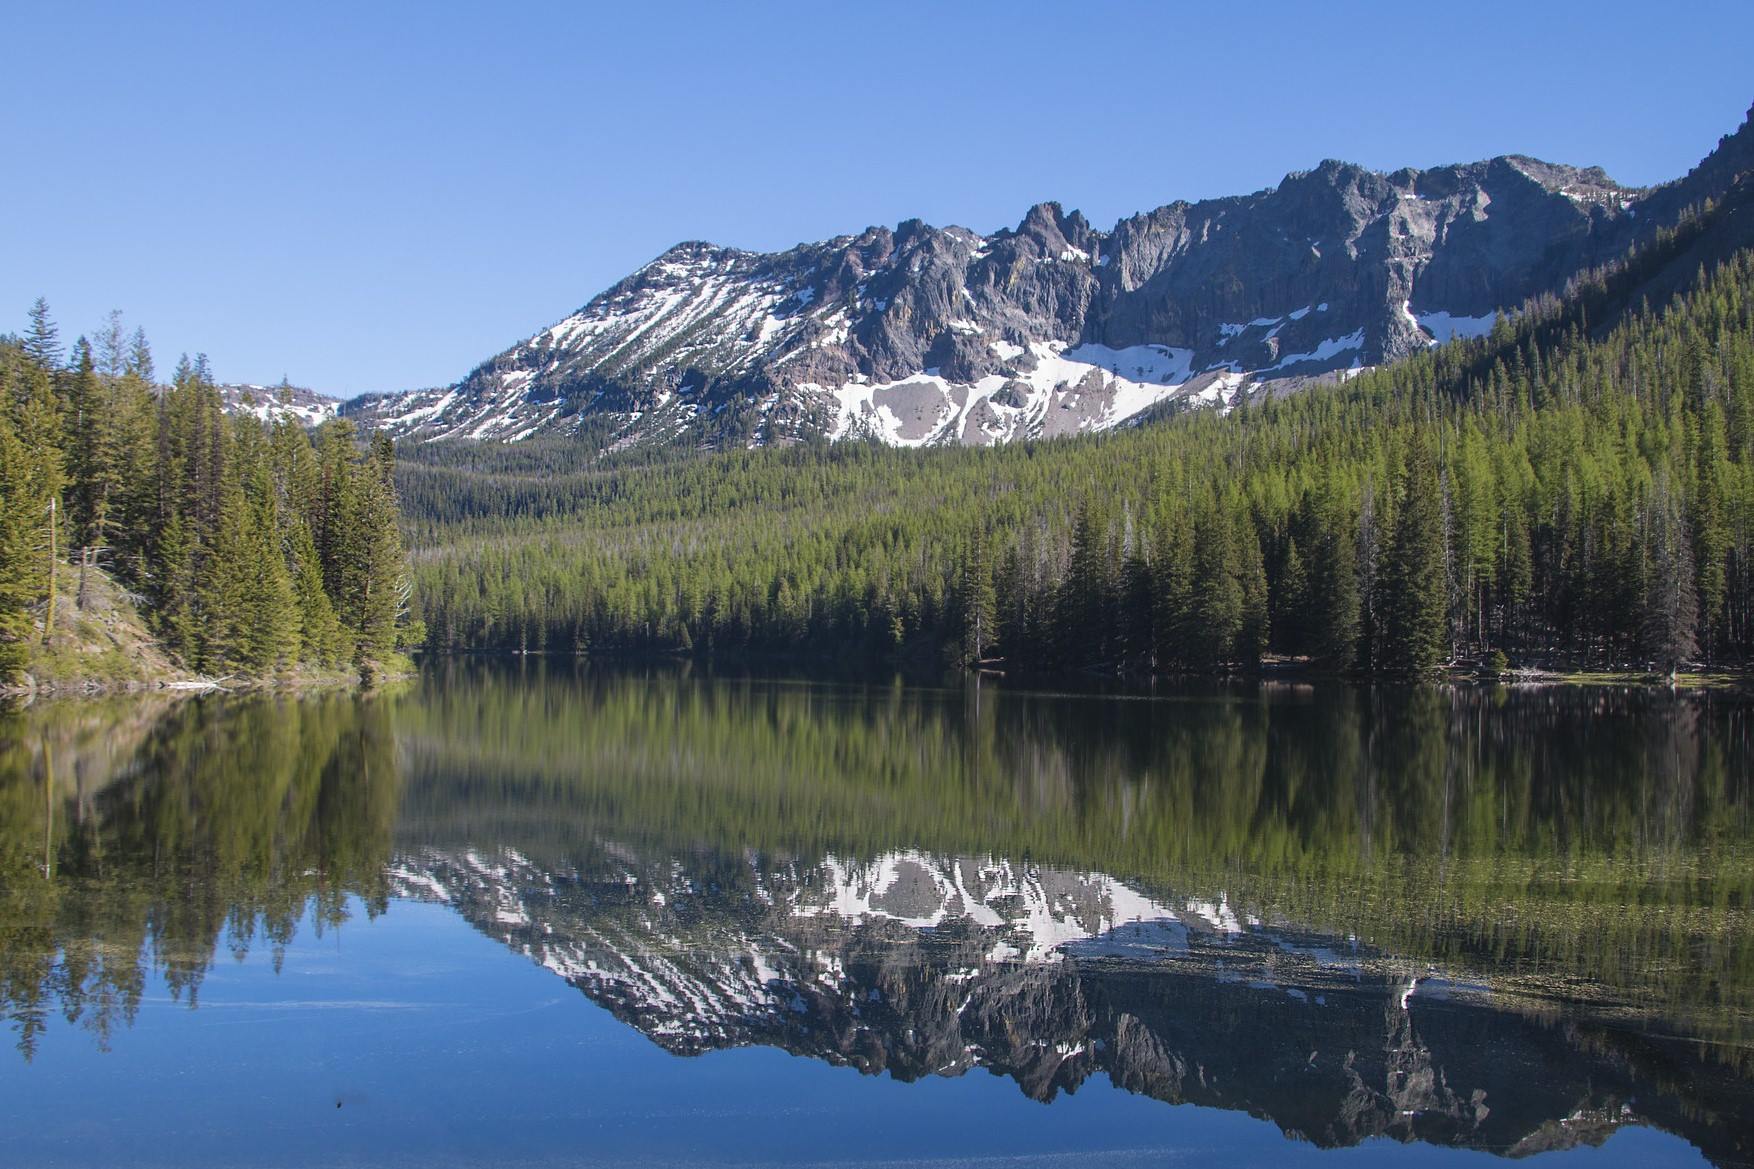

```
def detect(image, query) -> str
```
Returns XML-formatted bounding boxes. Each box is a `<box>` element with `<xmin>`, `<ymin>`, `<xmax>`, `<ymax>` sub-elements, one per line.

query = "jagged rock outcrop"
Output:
<box><xmin>345</xmin><ymin>105</ymin><xmax>1754</xmax><ymax>451</ymax></box>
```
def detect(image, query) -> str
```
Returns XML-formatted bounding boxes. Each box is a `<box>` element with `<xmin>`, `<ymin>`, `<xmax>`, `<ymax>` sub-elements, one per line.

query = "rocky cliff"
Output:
<box><xmin>345</xmin><ymin>105</ymin><xmax>1754</xmax><ymax>451</ymax></box>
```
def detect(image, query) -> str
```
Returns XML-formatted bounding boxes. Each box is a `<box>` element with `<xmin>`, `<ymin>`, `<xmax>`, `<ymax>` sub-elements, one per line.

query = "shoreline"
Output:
<box><xmin>2</xmin><ymin>661</ymin><xmax>417</xmax><ymax>703</ymax></box>
<box><xmin>13</xmin><ymin>645</ymin><xmax>1749</xmax><ymax>701</ymax></box>
<box><xmin>395</xmin><ymin>649</ymin><xmax>1754</xmax><ymax>694</ymax></box>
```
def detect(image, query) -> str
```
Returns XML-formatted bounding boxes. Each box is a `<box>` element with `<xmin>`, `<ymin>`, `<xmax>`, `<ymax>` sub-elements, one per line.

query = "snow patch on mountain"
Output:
<box><xmin>1415</xmin><ymin>310</ymin><xmax>1499</xmax><ymax>345</ymax></box>
<box><xmin>219</xmin><ymin>384</ymin><xmax>340</xmax><ymax>428</ymax></box>
<box><xmin>815</xmin><ymin>342</ymin><xmax>1204</xmax><ymax>447</ymax></box>
<box><xmin>786</xmin><ymin>851</ymin><xmax>1189</xmax><ymax>961</ymax></box>
<box><xmin>1261</xmin><ymin>329</ymin><xmax>1367</xmax><ymax>373</ymax></box>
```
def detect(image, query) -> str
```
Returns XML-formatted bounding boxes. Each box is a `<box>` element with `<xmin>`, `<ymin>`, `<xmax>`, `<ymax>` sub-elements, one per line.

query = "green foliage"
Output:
<box><xmin>0</xmin><ymin>416</ymin><xmax>39</xmax><ymax>678</ymax></box>
<box><xmin>399</xmin><ymin>248</ymin><xmax>1754</xmax><ymax>677</ymax></box>
<box><xmin>0</xmin><ymin>305</ymin><xmax>415</xmax><ymax>683</ymax></box>
<box><xmin>4</xmin><ymin>670</ymin><xmax>1751</xmax><ymax>1062</ymax></box>
<box><xmin>1377</xmin><ymin>432</ymin><xmax>1448</xmax><ymax>674</ymax></box>
<box><xmin>0</xmin><ymin>692</ymin><xmax>400</xmax><ymax>1057</ymax></box>
<box><xmin>390</xmin><ymin>665</ymin><xmax>1754</xmax><ymax>1060</ymax></box>
<box><xmin>957</xmin><ymin>534</ymin><xmax>997</xmax><ymax>664</ymax></box>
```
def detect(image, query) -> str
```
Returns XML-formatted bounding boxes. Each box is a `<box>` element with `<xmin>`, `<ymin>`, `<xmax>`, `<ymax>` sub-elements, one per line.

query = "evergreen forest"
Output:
<box><xmin>400</xmin><ymin>218</ymin><xmax>1754</xmax><ymax>678</ymax></box>
<box><xmin>13</xmin><ymin>212</ymin><xmax>1754</xmax><ymax>683</ymax></box>
<box><xmin>0</xmin><ymin>307</ymin><xmax>414</xmax><ymax>683</ymax></box>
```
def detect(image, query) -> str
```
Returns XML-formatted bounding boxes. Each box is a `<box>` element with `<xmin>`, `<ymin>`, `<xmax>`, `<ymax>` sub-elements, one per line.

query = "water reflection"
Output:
<box><xmin>1</xmin><ymin>664</ymin><xmax>1751</xmax><ymax>1165</ymax></box>
<box><xmin>394</xmin><ymin>840</ymin><xmax>1752</xmax><ymax>1164</ymax></box>
<box><xmin>0</xmin><ymin>692</ymin><xmax>400</xmax><ymax>1057</ymax></box>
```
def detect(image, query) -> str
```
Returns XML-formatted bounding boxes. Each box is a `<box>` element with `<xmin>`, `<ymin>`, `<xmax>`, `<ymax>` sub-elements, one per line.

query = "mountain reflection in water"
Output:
<box><xmin>2</xmin><ymin>663</ymin><xmax>1751</xmax><ymax>1166</ymax></box>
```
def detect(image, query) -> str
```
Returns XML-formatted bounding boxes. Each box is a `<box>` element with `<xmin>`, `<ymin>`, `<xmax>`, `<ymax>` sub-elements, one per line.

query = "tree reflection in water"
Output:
<box><xmin>1</xmin><ymin>664</ymin><xmax>1750</xmax><ymax>1164</ymax></box>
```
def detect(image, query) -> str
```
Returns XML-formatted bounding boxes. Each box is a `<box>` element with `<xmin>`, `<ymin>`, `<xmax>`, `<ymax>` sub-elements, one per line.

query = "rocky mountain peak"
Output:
<box><xmin>1009</xmin><ymin>200</ymin><xmax>1093</xmax><ymax>254</ymax></box>
<box><xmin>344</xmin><ymin>104</ymin><xmax>1754</xmax><ymax>450</ymax></box>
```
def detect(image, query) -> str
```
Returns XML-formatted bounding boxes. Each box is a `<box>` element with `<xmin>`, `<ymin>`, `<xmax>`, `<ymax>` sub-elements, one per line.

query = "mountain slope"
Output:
<box><xmin>349</xmin><ymin>105</ymin><xmax>1753</xmax><ymax>450</ymax></box>
<box><xmin>216</xmin><ymin>381</ymin><xmax>340</xmax><ymax>427</ymax></box>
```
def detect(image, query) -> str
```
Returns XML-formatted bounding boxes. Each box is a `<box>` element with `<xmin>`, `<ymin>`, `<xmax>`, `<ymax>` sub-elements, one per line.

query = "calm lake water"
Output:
<box><xmin>1</xmin><ymin>662</ymin><xmax>1750</xmax><ymax>1167</ymax></box>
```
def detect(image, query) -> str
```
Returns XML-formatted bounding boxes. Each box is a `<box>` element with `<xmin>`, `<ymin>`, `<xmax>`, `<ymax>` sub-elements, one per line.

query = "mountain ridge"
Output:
<box><xmin>346</xmin><ymin>104</ymin><xmax>1754</xmax><ymax>450</ymax></box>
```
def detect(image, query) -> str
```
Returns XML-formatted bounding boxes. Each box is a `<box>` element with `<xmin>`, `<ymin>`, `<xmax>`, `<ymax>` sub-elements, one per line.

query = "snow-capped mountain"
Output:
<box><xmin>386</xmin><ymin>844</ymin><xmax>1749</xmax><ymax>1163</ymax></box>
<box><xmin>345</xmin><ymin>105</ymin><xmax>1754</xmax><ymax>451</ymax></box>
<box><xmin>218</xmin><ymin>382</ymin><xmax>341</xmax><ymax>428</ymax></box>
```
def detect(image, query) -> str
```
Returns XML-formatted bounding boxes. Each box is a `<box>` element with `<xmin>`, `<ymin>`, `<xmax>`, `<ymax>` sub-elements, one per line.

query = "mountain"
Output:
<box><xmin>216</xmin><ymin>381</ymin><xmax>340</xmax><ymax>427</ymax></box>
<box><xmin>347</xmin><ymin>104</ymin><xmax>1754</xmax><ymax>451</ymax></box>
<box><xmin>388</xmin><ymin>843</ymin><xmax>1752</xmax><ymax>1166</ymax></box>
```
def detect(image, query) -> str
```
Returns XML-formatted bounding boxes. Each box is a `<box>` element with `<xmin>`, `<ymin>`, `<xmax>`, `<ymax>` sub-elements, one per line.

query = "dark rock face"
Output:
<box><xmin>344</xmin><ymin>106</ymin><xmax>1754</xmax><ymax>450</ymax></box>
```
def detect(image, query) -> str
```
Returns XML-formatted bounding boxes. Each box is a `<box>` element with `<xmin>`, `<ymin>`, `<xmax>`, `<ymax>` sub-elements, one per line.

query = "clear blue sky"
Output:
<box><xmin>3</xmin><ymin>1</ymin><xmax>1751</xmax><ymax>398</ymax></box>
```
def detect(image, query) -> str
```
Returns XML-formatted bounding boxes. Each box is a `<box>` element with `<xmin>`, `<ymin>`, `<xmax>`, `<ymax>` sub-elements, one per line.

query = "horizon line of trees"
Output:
<box><xmin>400</xmin><ymin>223</ymin><xmax>1754</xmax><ymax>678</ymax></box>
<box><xmin>0</xmin><ymin>303</ymin><xmax>417</xmax><ymax>681</ymax></box>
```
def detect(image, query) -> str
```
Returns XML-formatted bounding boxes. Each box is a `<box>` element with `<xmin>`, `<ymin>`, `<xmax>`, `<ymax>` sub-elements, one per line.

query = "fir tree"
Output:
<box><xmin>1306</xmin><ymin>483</ymin><xmax>1361</xmax><ymax>672</ymax></box>
<box><xmin>1377</xmin><ymin>434</ymin><xmax>1449</xmax><ymax>675</ymax></box>
<box><xmin>0</xmin><ymin>416</ymin><xmax>39</xmax><ymax>678</ymax></box>
<box><xmin>22</xmin><ymin>298</ymin><xmax>61</xmax><ymax>371</ymax></box>
<box><xmin>1642</xmin><ymin>476</ymin><xmax>1699</xmax><ymax>673</ymax></box>
<box><xmin>957</xmin><ymin>534</ymin><xmax>996</xmax><ymax>665</ymax></box>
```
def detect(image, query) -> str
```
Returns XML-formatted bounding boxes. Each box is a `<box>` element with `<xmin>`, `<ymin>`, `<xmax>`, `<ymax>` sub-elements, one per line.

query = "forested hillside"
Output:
<box><xmin>401</xmin><ymin>206</ymin><xmax>1754</xmax><ymax>678</ymax></box>
<box><xmin>0</xmin><ymin>305</ymin><xmax>415</xmax><ymax>685</ymax></box>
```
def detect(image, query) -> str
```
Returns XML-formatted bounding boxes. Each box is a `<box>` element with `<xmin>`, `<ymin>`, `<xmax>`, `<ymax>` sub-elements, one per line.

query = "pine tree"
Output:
<box><xmin>1151</xmin><ymin>502</ymin><xmax>1194</xmax><ymax>669</ymax></box>
<box><xmin>1276</xmin><ymin>534</ymin><xmax>1309</xmax><ymax>657</ymax></box>
<box><xmin>109</xmin><ymin>368</ymin><xmax>158</xmax><ymax>578</ymax></box>
<box><xmin>0</xmin><ymin>415</ymin><xmax>39</xmax><ymax>678</ymax></box>
<box><xmin>1450</xmin><ymin>421</ymin><xmax>1498</xmax><ymax>653</ymax></box>
<box><xmin>1642</xmin><ymin>475</ymin><xmax>1699</xmax><ymax>673</ymax></box>
<box><xmin>1120</xmin><ymin>541</ymin><xmax>1154</xmax><ymax>671</ymax></box>
<box><xmin>127</xmin><ymin>327</ymin><xmax>154</xmax><ymax>383</ymax></box>
<box><xmin>1378</xmin><ymin>434</ymin><xmax>1449</xmax><ymax>675</ymax></box>
<box><xmin>314</xmin><ymin>419</ymin><xmax>359</xmax><ymax>601</ymax></box>
<box><xmin>1187</xmin><ymin>501</ymin><xmax>1243</xmax><ymax>668</ymax></box>
<box><xmin>1693</xmin><ymin>400</ymin><xmax>1730</xmax><ymax>658</ymax></box>
<box><xmin>0</xmin><ymin>302</ymin><xmax>418</xmax><ymax>682</ymax></box>
<box><xmin>994</xmin><ymin>542</ymin><xmax>1032</xmax><ymax>668</ymax></box>
<box><xmin>1355</xmin><ymin>475</ymin><xmax>1382</xmax><ymax>671</ymax></box>
<box><xmin>197</xmin><ymin>475</ymin><xmax>253</xmax><ymax>670</ymax></box>
<box><xmin>22</xmin><ymin>298</ymin><xmax>61</xmax><ymax>371</ymax></box>
<box><xmin>1054</xmin><ymin>503</ymin><xmax>1114</xmax><ymax>669</ymax></box>
<box><xmin>9</xmin><ymin>325</ymin><xmax>65</xmax><ymax>643</ymax></box>
<box><xmin>1234</xmin><ymin>505</ymin><xmax>1269</xmax><ymax>667</ymax></box>
<box><xmin>239</xmin><ymin>489</ymin><xmax>299</xmax><ymax>672</ymax></box>
<box><xmin>94</xmin><ymin>310</ymin><xmax>128</xmax><ymax>378</ymax></box>
<box><xmin>346</xmin><ymin>458</ymin><xmax>408</xmax><ymax>676</ymax></box>
<box><xmin>957</xmin><ymin>534</ymin><xmax>996</xmax><ymax>665</ymax></box>
<box><xmin>1306</xmin><ymin>482</ymin><xmax>1361</xmax><ymax>672</ymax></box>
<box><xmin>289</xmin><ymin>519</ymin><xmax>344</xmax><ymax>666</ymax></box>
<box><xmin>64</xmin><ymin>338</ymin><xmax>120</xmax><ymax>607</ymax></box>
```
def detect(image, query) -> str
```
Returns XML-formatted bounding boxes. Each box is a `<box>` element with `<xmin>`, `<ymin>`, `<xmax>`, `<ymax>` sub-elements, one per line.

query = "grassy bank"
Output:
<box><xmin>5</xmin><ymin>560</ymin><xmax>412</xmax><ymax>698</ymax></box>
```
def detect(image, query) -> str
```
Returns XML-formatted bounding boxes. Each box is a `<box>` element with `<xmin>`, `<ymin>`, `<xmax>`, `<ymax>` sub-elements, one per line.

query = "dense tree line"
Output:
<box><xmin>400</xmin><ymin>226</ymin><xmax>1754</xmax><ymax>678</ymax></box>
<box><xmin>0</xmin><ymin>305</ymin><xmax>415</xmax><ymax>681</ymax></box>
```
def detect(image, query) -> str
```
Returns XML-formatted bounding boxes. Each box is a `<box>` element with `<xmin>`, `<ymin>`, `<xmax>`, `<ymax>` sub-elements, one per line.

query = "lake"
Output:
<box><xmin>1</xmin><ymin>662</ymin><xmax>1750</xmax><ymax>1167</ymax></box>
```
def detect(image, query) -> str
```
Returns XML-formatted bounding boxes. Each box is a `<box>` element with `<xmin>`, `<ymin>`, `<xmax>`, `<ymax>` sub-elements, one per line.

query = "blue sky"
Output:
<box><xmin>3</xmin><ymin>1</ymin><xmax>1751</xmax><ymax>398</ymax></box>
